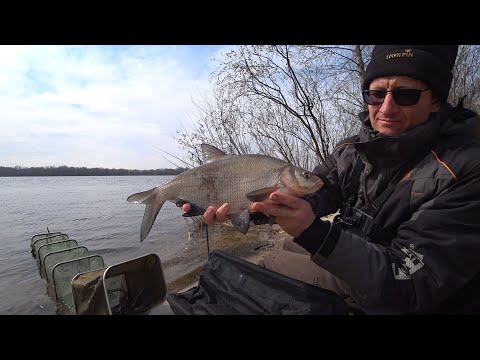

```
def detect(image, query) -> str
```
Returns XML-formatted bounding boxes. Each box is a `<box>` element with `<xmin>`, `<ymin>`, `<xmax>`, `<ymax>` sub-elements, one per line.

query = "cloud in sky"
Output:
<box><xmin>0</xmin><ymin>45</ymin><xmax>229</xmax><ymax>170</ymax></box>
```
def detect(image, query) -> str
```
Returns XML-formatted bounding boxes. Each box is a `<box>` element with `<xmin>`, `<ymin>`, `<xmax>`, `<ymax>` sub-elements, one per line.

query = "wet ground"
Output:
<box><xmin>163</xmin><ymin>220</ymin><xmax>285</xmax><ymax>294</ymax></box>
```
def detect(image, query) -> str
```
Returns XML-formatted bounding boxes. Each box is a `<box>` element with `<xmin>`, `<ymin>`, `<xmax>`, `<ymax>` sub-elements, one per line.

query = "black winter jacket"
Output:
<box><xmin>301</xmin><ymin>102</ymin><xmax>480</xmax><ymax>314</ymax></box>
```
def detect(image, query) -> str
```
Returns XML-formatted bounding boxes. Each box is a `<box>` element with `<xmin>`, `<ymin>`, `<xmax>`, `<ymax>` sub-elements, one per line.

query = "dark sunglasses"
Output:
<box><xmin>362</xmin><ymin>88</ymin><xmax>430</xmax><ymax>106</ymax></box>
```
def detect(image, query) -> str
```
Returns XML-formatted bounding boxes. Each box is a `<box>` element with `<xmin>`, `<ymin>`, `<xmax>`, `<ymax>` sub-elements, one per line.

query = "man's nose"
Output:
<box><xmin>379</xmin><ymin>92</ymin><xmax>398</xmax><ymax>113</ymax></box>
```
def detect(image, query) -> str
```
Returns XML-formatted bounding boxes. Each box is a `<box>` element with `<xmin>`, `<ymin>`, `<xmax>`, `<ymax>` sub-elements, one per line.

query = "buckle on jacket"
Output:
<box><xmin>340</xmin><ymin>203</ymin><xmax>354</xmax><ymax>220</ymax></box>
<box><xmin>339</xmin><ymin>204</ymin><xmax>380</xmax><ymax>239</ymax></box>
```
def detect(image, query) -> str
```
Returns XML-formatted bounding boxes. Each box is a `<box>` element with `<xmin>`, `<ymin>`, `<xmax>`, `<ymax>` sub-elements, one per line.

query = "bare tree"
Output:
<box><xmin>175</xmin><ymin>84</ymin><xmax>257</xmax><ymax>165</ymax></box>
<box><xmin>450</xmin><ymin>45</ymin><xmax>480</xmax><ymax>112</ymax></box>
<box><xmin>175</xmin><ymin>45</ymin><xmax>480</xmax><ymax>169</ymax></box>
<box><xmin>176</xmin><ymin>45</ymin><xmax>370</xmax><ymax>169</ymax></box>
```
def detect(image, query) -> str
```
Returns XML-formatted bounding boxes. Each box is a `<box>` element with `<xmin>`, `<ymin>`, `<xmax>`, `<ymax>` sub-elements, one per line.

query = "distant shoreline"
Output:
<box><xmin>0</xmin><ymin>166</ymin><xmax>188</xmax><ymax>177</ymax></box>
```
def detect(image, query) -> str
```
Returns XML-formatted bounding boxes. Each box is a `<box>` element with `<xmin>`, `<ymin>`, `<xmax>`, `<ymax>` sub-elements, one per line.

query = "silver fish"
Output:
<box><xmin>127</xmin><ymin>144</ymin><xmax>323</xmax><ymax>241</ymax></box>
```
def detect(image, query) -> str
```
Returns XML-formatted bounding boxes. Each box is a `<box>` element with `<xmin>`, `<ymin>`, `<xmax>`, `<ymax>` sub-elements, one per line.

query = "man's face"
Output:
<box><xmin>367</xmin><ymin>76</ymin><xmax>440</xmax><ymax>135</ymax></box>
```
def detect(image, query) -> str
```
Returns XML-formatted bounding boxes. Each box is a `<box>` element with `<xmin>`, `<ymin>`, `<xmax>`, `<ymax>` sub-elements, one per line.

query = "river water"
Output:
<box><xmin>0</xmin><ymin>176</ymin><xmax>278</xmax><ymax>315</ymax></box>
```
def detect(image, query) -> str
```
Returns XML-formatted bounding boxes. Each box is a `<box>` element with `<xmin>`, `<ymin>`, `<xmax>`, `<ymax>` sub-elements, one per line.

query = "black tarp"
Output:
<box><xmin>167</xmin><ymin>250</ymin><xmax>350</xmax><ymax>315</ymax></box>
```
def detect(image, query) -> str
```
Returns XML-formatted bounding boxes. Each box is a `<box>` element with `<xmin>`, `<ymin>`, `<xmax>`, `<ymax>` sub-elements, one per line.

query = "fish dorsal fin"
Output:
<box><xmin>201</xmin><ymin>144</ymin><xmax>228</xmax><ymax>164</ymax></box>
<box><xmin>228</xmin><ymin>210</ymin><xmax>251</xmax><ymax>234</ymax></box>
<box><xmin>245</xmin><ymin>186</ymin><xmax>280</xmax><ymax>202</ymax></box>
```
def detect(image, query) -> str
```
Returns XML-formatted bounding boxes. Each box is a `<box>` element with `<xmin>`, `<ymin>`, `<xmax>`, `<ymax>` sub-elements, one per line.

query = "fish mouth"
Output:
<box><xmin>313</xmin><ymin>180</ymin><xmax>323</xmax><ymax>191</ymax></box>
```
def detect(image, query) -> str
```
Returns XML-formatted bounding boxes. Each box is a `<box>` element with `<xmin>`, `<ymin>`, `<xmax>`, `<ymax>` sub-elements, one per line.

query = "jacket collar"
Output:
<box><xmin>354</xmin><ymin>100</ymin><xmax>480</xmax><ymax>165</ymax></box>
<box><xmin>354</xmin><ymin>106</ymin><xmax>448</xmax><ymax>162</ymax></box>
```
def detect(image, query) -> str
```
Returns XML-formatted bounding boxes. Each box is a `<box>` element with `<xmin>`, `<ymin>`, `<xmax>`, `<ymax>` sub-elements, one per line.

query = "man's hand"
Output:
<box><xmin>251</xmin><ymin>192</ymin><xmax>315</xmax><ymax>238</ymax></box>
<box><xmin>181</xmin><ymin>203</ymin><xmax>231</xmax><ymax>225</ymax></box>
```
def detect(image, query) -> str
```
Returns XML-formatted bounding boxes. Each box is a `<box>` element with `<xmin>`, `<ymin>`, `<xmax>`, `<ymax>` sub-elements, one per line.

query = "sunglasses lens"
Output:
<box><xmin>362</xmin><ymin>90</ymin><xmax>386</xmax><ymax>105</ymax></box>
<box><xmin>393</xmin><ymin>89</ymin><xmax>422</xmax><ymax>106</ymax></box>
<box><xmin>362</xmin><ymin>89</ymin><xmax>424</xmax><ymax>106</ymax></box>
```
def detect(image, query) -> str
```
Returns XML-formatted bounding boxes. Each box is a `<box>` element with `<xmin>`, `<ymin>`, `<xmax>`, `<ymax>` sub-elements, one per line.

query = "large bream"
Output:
<box><xmin>127</xmin><ymin>144</ymin><xmax>323</xmax><ymax>241</ymax></box>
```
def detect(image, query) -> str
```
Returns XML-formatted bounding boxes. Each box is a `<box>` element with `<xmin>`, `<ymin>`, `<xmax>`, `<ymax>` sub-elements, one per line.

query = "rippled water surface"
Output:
<box><xmin>0</xmin><ymin>176</ymin><xmax>278</xmax><ymax>315</ymax></box>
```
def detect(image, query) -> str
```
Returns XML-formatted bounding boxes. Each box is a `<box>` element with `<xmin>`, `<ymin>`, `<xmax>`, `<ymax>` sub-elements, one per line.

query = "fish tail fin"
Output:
<box><xmin>127</xmin><ymin>187</ymin><xmax>166</xmax><ymax>242</ymax></box>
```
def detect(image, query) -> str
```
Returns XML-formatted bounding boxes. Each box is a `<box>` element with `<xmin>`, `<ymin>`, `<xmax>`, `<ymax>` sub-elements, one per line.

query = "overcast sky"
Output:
<box><xmin>0</xmin><ymin>45</ymin><xmax>229</xmax><ymax>170</ymax></box>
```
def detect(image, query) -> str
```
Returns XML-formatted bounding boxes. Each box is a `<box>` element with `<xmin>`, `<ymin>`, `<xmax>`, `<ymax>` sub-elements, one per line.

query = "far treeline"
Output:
<box><xmin>0</xmin><ymin>165</ymin><xmax>188</xmax><ymax>177</ymax></box>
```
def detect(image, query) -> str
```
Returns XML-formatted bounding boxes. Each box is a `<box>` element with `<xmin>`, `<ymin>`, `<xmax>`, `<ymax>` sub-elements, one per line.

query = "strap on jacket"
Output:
<box><xmin>339</xmin><ymin>148</ymin><xmax>430</xmax><ymax>242</ymax></box>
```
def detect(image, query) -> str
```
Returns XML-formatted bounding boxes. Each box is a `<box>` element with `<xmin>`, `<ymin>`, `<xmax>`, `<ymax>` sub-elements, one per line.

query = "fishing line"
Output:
<box><xmin>205</xmin><ymin>224</ymin><xmax>210</xmax><ymax>256</ymax></box>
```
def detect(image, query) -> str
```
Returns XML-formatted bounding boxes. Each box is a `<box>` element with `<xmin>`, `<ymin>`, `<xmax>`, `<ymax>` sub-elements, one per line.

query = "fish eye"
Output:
<box><xmin>302</xmin><ymin>171</ymin><xmax>311</xmax><ymax>179</ymax></box>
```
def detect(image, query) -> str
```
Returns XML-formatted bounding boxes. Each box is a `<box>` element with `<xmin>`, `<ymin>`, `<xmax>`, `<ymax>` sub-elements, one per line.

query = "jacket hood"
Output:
<box><xmin>439</xmin><ymin>102</ymin><xmax>480</xmax><ymax>139</ymax></box>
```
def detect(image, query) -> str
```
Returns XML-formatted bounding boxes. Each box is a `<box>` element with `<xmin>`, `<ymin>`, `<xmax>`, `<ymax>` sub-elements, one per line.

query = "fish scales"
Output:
<box><xmin>162</xmin><ymin>155</ymin><xmax>288</xmax><ymax>213</ymax></box>
<box><xmin>127</xmin><ymin>144</ymin><xmax>323</xmax><ymax>241</ymax></box>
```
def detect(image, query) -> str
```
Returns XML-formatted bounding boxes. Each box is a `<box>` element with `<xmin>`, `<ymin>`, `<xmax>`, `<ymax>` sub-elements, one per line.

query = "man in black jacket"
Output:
<box><xmin>185</xmin><ymin>45</ymin><xmax>480</xmax><ymax>314</ymax></box>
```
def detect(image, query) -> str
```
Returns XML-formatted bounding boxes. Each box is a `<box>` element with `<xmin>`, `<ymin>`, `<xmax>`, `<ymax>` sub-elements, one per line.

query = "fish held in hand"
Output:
<box><xmin>127</xmin><ymin>144</ymin><xmax>323</xmax><ymax>241</ymax></box>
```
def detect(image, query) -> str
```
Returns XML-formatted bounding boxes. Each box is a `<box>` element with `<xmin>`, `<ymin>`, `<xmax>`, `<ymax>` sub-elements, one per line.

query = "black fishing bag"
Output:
<box><xmin>166</xmin><ymin>250</ymin><xmax>350</xmax><ymax>315</ymax></box>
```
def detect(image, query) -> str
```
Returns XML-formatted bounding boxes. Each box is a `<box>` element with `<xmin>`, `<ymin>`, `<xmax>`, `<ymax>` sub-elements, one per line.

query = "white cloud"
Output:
<box><xmin>0</xmin><ymin>45</ymin><xmax>230</xmax><ymax>169</ymax></box>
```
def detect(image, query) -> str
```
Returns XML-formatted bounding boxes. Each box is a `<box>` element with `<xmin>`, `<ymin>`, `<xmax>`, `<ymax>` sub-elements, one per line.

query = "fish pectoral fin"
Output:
<box><xmin>245</xmin><ymin>186</ymin><xmax>280</xmax><ymax>202</ymax></box>
<box><xmin>175</xmin><ymin>199</ymin><xmax>207</xmax><ymax>217</ymax></box>
<box><xmin>228</xmin><ymin>210</ymin><xmax>251</xmax><ymax>234</ymax></box>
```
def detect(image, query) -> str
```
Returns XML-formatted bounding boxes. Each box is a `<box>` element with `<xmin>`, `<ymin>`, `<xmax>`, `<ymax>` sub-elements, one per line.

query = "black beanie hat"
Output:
<box><xmin>362</xmin><ymin>45</ymin><xmax>459</xmax><ymax>103</ymax></box>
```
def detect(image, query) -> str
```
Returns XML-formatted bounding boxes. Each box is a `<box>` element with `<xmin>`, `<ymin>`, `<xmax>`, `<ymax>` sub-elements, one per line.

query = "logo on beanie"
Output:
<box><xmin>386</xmin><ymin>49</ymin><xmax>414</xmax><ymax>60</ymax></box>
